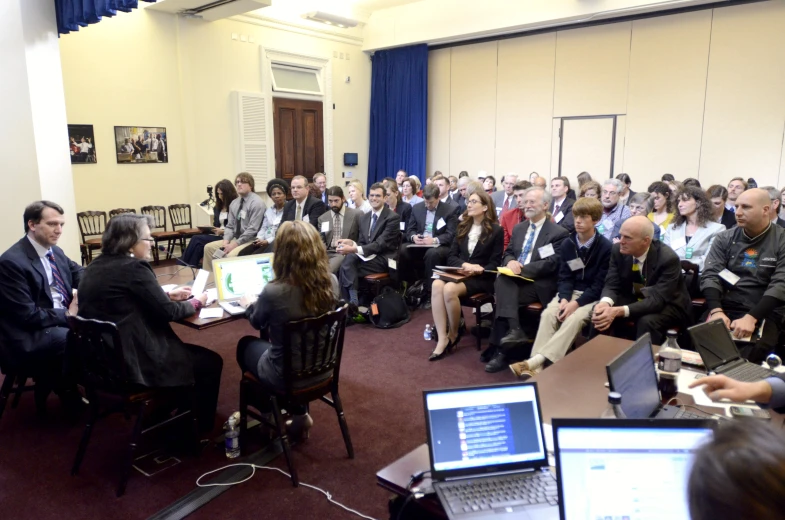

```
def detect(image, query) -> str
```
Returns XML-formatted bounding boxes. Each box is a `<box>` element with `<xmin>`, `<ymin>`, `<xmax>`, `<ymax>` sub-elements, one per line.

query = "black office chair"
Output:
<box><xmin>0</xmin><ymin>340</ymin><xmax>41</xmax><ymax>422</ymax></box>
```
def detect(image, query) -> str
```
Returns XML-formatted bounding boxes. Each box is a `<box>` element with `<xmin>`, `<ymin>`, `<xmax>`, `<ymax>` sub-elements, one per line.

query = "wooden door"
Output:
<box><xmin>273</xmin><ymin>98</ymin><xmax>324</xmax><ymax>182</ymax></box>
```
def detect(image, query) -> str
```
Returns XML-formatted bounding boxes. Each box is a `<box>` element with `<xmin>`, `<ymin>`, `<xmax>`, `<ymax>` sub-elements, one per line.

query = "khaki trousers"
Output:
<box><xmin>531</xmin><ymin>291</ymin><xmax>595</xmax><ymax>363</ymax></box>
<box><xmin>203</xmin><ymin>240</ymin><xmax>254</xmax><ymax>272</ymax></box>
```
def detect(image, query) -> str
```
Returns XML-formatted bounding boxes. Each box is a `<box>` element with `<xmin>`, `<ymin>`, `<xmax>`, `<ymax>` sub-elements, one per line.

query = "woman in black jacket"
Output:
<box><xmin>77</xmin><ymin>214</ymin><xmax>222</xmax><ymax>433</ymax></box>
<box><xmin>383</xmin><ymin>180</ymin><xmax>412</xmax><ymax>237</ymax></box>
<box><xmin>429</xmin><ymin>190</ymin><xmax>503</xmax><ymax>361</ymax></box>
<box><xmin>181</xmin><ymin>179</ymin><xmax>237</xmax><ymax>266</ymax></box>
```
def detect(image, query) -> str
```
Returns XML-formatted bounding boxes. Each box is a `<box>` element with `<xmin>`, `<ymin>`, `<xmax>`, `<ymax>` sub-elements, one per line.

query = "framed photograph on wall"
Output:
<box><xmin>114</xmin><ymin>126</ymin><xmax>168</xmax><ymax>164</ymax></box>
<box><xmin>68</xmin><ymin>124</ymin><xmax>97</xmax><ymax>164</ymax></box>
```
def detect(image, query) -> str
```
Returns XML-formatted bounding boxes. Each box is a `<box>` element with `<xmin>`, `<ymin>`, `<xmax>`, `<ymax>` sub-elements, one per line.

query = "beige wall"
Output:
<box><xmin>59</xmin><ymin>9</ymin><xmax>371</xmax><ymax>225</ymax></box>
<box><xmin>428</xmin><ymin>1</ymin><xmax>785</xmax><ymax>193</ymax></box>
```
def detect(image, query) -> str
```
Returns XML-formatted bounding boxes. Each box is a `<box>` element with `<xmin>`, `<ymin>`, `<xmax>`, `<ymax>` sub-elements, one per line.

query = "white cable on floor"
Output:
<box><xmin>196</xmin><ymin>463</ymin><xmax>378</xmax><ymax>520</ymax></box>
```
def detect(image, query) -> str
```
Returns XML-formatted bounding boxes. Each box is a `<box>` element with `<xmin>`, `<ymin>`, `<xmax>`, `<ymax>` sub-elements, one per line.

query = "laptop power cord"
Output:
<box><xmin>196</xmin><ymin>463</ymin><xmax>378</xmax><ymax>520</ymax></box>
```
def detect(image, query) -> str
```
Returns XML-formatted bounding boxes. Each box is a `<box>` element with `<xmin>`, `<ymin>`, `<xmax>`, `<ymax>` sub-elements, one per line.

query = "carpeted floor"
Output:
<box><xmin>0</xmin><ymin>308</ymin><xmax>514</xmax><ymax>519</ymax></box>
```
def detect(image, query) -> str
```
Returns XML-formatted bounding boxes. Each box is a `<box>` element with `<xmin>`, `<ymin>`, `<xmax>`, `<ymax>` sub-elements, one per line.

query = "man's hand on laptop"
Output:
<box><xmin>689</xmin><ymin>374</ymin><xmax>772</xmax><ymax>404</ymax></box>
<box><xmin>168</xmin><ymin>287</ymin><xmax>192</xmax><ymax>301</ymax></box>
<box><xmin>708</xmin><ymin>308</ymin><xmax>731</xmax><ymax>329</ymax></box>
<box><xmin>730</xmin><ymin>314</ymin><xmax>757</xmax><ymax>340</ymax></box>
<box><xmin>336</xmin><ymin>239</ymin><xmax>357</xmax><ymax>255</ymax></box>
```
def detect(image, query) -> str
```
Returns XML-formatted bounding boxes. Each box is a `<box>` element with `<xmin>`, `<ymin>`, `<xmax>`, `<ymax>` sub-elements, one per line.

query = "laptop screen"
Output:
<box><xmin>214</xmin><ymin>254</ymin><xmax>274</xmax><ymax>301</ymax></box>
<box><xmin>423</xmin><ymin>383</ymin><xmax>546</xmax><ymax>477</ymax></box>
<box><xmin>554</xmin><ymin>420</ymin><xmax>714</xmax><ymax>520</ymax></box>
<box><xmin>606</xmin><ymin>334</ymin><xmax>661</xmax><ymax>419</ymax></box>
<box><xmin>689</xmin><ymin>320</ymin><xmax>740</xmax><ymax>371</ymax></box>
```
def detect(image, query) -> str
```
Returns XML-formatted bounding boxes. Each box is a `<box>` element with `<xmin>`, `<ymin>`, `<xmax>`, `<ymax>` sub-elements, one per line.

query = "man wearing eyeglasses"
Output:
<box><xmin>0</xmin><ymin>200</ymin><xmax>83</xmax><ymax>412</ymax></box>
<box><xmin>203</xmin><ymin>172</ymin><xmax>266</xmax><ymax>271</ymax></box>
<box><xmin>597</xmin><ymin>178</ymin><xmax>631</xmax><ymax>241</ymax></box>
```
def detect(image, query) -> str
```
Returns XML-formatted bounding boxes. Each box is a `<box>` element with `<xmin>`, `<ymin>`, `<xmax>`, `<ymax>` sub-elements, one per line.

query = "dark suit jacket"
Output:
<box><xmin>406</xmin><ymin>200</ymin><xmax>458</xmax><ymax>245</ymax></box>
<box><xmin>566</xmin><ymin>189</ymin><xmax>577</xmax><ymax>201</ymax></box>
<box><xmin>452</xmin><ymin>193</ymin><xmax>466</xmax><ymax>213</ymax></box>
<box><xmin>550</xmin><ymin>197</ymin><xmax>575</xmax><ymax>233</ymax></box>
<box><xmin>0</xmin><ymin>237</ymin><xmax>82</xmax><ymax>358</ymax></box>
<box><xmin>720</xmin><ymin>208</ymin><xmax>736</xmax><ymax>229</ymax></box>
<box><xmin>357</xmin><ymin>206</ymin><xmax>401</xmax><ymax>260</ymax></box>
<box><xmin>776</xmin><ymin>218</ymin><xmax>785</xmax><ymax>229</ymax></box>
<box><xmin>448</xmin><ymin>223</ymin><xmax>504</xmax><ymax>286</ymax></box>
<box><xmin>76</xmin><ymin>254</ymin><xmax>197</xmax><ymax>388</ymax></box>
<box><xmin>503</xmin><ymin>219</ymin><xmax>570</xmax><ymax>305</ymax></box>
<box><xmin>600</xmin><ymin>241</ymin><xmax>691</xmax><ymax>319</ymax></box>
<box><xmin>282</xmin><ymin>195</ymin><xmax>328</xmax><ymax>230</ymax></box>
<box><xmin>395</xmin><ymin>202</ymin><xmax>412</xmax><ymax>235</ymax></box>
<box><xmin>623</xmin><ymin>190</ymin><xmax>637</xmax><ymax>206</ymax></box>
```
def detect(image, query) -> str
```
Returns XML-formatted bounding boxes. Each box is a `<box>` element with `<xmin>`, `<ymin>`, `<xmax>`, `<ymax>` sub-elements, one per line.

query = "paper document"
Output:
<box><xmin>192</xmin><ymin>269</ymin><xmax>209</xmax><ymax>296</ymax></box>
<box><xmin>199</xmin><ymin>307</ymin><xmax>224</xmax><ymax>319</ymax></box>
<box><xmin>491</xmin><ymin>267</ymin><xmax>534</xmax><ymax>282</ymax></box>
<box><xmin>407</xmin><ymin>244</ymin><xmax>439</xmax><ymax>248</ymax></box>
<box><xmin>677</xmin><ymin>368</ymin><xmax>756</xmax><ymax>416</ymax></box>
<box><xmin>357</xmin><ymin>253</ymin><xmax>377</xmax><ymax>262</ymax></box>
<box><xmin>161</xmin><ymin>284</ymin><xmax>177</xmax><ymax>293</ymax></box>
<box><xmin>435</xmin><ymin>266</ymin><xmax>462</xmax><ymax>271</ymax></box>
<box><xmin>205</xmin><ymin>288</ymin><xmax>218</xmax><ymax>306</ymax></box>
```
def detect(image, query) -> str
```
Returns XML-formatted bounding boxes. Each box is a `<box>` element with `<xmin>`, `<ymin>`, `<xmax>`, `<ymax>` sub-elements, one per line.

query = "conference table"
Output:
<box><xmin>154</xmin><ymin>264</ymin><xmax>239</xmax><ymax>330</ymax></box>
<box><xmin>376</xmin><ymin>335</ymin><xmax>785</xmax><ymax>515</ymax></box>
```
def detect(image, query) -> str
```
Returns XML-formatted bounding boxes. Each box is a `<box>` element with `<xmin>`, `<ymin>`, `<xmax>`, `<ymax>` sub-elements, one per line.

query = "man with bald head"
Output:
<box><xmin>591</xmin><ymin>215</ymin><xmax>691</xmax><ymax>344</ymax></box>
<box><xmin>700</xmin><ymin>188</ymin><xmax>785</xmax><ymax>362</ymax></box>
<box><xmin>532</xmin><ymin>176</ymin><xmax>547</xmax><ymax>189</ymax></box>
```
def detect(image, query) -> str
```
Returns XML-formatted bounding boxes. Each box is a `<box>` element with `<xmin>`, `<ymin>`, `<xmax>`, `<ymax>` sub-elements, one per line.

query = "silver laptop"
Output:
<box><xmin>423</xmin><ymin>382</ymin><xmax>559</xmax><ymax>520</ymax></box>
<box><xmin>553</xmin><ymin>418</ymin><xmax>715</xmax><ymax>520</ymax></box>
<box><xmin>213</xmin><ymin>253</ymin><xmax>274</xmax><ymax>315</ymax></box>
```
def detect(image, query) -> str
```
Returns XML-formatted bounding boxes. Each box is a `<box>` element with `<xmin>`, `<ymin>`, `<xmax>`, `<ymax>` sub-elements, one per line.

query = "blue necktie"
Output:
<box><xmin>518</xmin><ymin>223</ymin><xmax>536</xmax><ymax>264</ymax></box>
<box><xmin>370</xmin><ymin>213</ymin><xmax>378</xmax><ymax>236</ymax></box>
<box><xmin>46</xmin><ymin>251</ymin><xmax>71</xmax><ymax>307</ymax></box>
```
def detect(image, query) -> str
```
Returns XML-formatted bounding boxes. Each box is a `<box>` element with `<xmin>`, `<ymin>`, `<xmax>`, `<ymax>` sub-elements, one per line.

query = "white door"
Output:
<box><xmin>558</xmin><ymin>116</ymin><xmax>616</xmax><ymax>181</ymax></box>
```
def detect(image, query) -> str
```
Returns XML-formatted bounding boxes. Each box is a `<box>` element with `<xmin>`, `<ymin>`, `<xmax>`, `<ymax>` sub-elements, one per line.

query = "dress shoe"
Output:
<box><xmin>286</xmin><ymin>413</ymin><xmax>313</xmax><ymax>441</ymax></box>
<box><xmin>485</xmin><ymin>352</ymin><xmax>508</xmax><ymax>373</ymax></box>
<box><xmin>500</xmin><ymin>328</ymin><xmax>528</xmax><ymax>348</ymax></box>
<box><xmin>429</xmin><ymin>339</ymin><xmax>455</xmax><ymax>361</ymax></box>
<box><xmin>479</xmin><ymin>344</ymin><xmax>497</xmax><ymax>363</ymax></box>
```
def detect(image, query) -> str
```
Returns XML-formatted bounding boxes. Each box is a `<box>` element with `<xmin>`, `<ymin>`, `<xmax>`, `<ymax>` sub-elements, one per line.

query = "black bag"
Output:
<box><xmin>404</xmin><ymin>280</ymin><xmax>425</xmax><ymax>309</ymax></box>
<box><xmin>369</xmin><ymin>286</ymin><xmax>411</xmax><ymax>329</ymax></box>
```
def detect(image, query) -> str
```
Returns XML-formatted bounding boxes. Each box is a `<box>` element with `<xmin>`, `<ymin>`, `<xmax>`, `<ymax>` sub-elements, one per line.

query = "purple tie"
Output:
<box><xmin>46</xmin><ymin>251</ymin><xmax>71</xmax><ymax>307</ymax></box>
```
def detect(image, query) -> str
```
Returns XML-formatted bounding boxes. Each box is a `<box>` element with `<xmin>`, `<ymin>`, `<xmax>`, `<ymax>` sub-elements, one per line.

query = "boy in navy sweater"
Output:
<box><xmin>510</xmin><ymin>197</ymin><xmax>612</xmax><ymax>378</ymax></box>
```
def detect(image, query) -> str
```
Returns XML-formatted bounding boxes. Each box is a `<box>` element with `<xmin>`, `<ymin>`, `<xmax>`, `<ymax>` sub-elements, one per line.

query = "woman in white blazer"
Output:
<box><xmin>663</xmin><ymin>185</ymin><xmax>725</xmax><ymax>272</ymax></box>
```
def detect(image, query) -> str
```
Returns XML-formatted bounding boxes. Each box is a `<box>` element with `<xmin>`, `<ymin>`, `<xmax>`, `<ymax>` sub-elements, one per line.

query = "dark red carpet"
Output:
<box><xmin>0</xmin><ymin>310</ymin><xmax>513</xmax><ymax>519</ymax></box>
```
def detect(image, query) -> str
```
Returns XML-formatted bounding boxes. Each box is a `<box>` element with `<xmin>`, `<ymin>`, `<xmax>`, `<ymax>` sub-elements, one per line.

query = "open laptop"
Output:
<box><xmin>688</xmin><ymin>319</ymin><xmax>775</xmax><ymax>382</ymax></box>
<box><xmin>553</xmin><ymin>418</ymin><xmax>715</xmax><ymax>520</ymax></box>
<box><xmin>213</xmin><ymin>253</ymin><xmax>274</xmax><ymax>315</ymax></box>
<box><xmin>423</xmin><ymin>382</ymin><xmax>559</xmax><ymax>520</ymax></box>
<box><xmin>606</xmin><ymin>333</ymin><xmax>707</xmax><ymax>419</ymax></box>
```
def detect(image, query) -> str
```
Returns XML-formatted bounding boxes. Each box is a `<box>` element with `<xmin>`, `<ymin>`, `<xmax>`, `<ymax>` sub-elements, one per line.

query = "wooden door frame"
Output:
<box><xmin>558</xmin><ymin>115</ymin><xmax>618</xmax><ymax>179</ymax></box>
<box><xmin>272</xmin><ymin>96</ymin><xmax>325</xmax><ymax>181</ymax></box>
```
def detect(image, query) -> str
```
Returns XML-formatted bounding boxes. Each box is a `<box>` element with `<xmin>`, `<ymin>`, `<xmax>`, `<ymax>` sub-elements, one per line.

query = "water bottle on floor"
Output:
<box><xmin>424</xmin><ymin>324</ymin><xmax>432</xmax><ymax>341</ymax></box>
<box><xmin>225</xmin><ymin>412</ymin><xmax>240</xmax><ymax>459</ymax></box>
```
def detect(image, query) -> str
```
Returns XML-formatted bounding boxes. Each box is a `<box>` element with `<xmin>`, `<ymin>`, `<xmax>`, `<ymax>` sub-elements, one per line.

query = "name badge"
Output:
<box><xmin>436</xmin><ymin>218</ymin><xmax>446</xmax><ymax>230</ymax></box>
<box><xmin>388</xmin><ymin>258</ymin><xmax>397</xmax><ymax>270</ymax></box>
<box><xmin>597</xmin><ymin>224</ymin><xmax>606</xmax><ymax>235</ymax></box>
<box><xmin>685</xmin><ymin>247</ymin><xmax>694</xmax><ymax>259</ymax></box>
<box><xmin>496</xmin><ymin>207</ymin><xmax>503</xmax><ymax>216</ymax></box>
<box><xmin>399</xmin><ymin>221</ymin><xmax>406</xmax><ymax>231</ymax></box>
<box><xmin>239</xmin><ymin>210</ymin><xmax>247</xmax><ymax>220</ymax></box>
<box><xmin>567</xmin><ymin>257</ymin><xmax>585</xmax><ymax>271</ymax></box>
<box><xmin>303</xmin><ymin>214</ymin><xmax>310</xmax><ymax>224</ymax></box>
<box><xmin>321</xmin><ymin>221</ymin><xmax>330</xmax><ymax>233</ymax></box>
<box><xmin>670</xmin><ymin>237</ymin><xmax>687</xmax><ymax>251</ymax></box>
<box><xmin>554</xmin><ymin>211</ymin><xmax>564</xmax><ymax>223</ymax></box>
<box><xmin>719</xmin><ymin>268</ymin><xmax>740</xmax><ymax>286</ymax></box>
<box><xmin>538</xmin><ymin>244</ymin><xmax>555</xmax><ymax>258</ymax></box>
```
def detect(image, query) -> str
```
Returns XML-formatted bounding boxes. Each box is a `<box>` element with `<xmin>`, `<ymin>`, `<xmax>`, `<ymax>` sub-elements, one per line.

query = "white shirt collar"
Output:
<box><xmin>635</xmin><ymin>249</ymin><xmax>650</xmax><ymax>264</ymax></box>
<box><xmin>440</xmin><ymin>194</ymin><xmax>450</xmax><ymax>203</ymax></box>
<box><xmin>27</xmin><ymin>235</ymin><xmax>50</xmax><ymax>258</ymax></box>
<box><xmin>553</xmin><ymin>195</ymin><xmax>566</xmax><ymax>206</ymax></box>
<box><xmin>529</xmin><ymin>215</ymin><xmax>547</xmax><ymax>228</ymax></box>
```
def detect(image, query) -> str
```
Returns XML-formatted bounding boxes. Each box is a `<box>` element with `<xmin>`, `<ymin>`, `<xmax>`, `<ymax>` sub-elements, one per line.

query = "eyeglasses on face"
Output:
<box><xmin>235</xmin><ymin>180</ymin><xmax>248</xmax><ymax>186</ymax></box>
<box><xmin>140</xmin><ymin>238</ymin><xmax>155</xmax><ymax>243</ymax></box>
<box><xmin>466</xmin><ymin>199</ymin><xmax>482</xmax><ymax>205</ymax></box>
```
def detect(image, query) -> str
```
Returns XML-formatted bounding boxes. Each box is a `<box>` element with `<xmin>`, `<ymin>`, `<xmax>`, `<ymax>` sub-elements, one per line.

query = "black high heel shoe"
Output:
<box><xmin>429</xmin><ymin>339</ymin><xmax>454</xmax><ymax>361</ymax></box>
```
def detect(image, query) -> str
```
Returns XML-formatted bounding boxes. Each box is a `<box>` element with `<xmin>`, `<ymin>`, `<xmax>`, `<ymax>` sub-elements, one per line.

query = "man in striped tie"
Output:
<box><xmin>0</xmin><ymin>201</ymin><xmax>83</xmax><ymax>410</ymax></box>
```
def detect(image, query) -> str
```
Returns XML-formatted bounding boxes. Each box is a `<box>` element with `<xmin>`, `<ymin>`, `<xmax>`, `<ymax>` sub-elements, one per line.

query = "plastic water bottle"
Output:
<box><xmin>657</xmin><ymin>330</ymin><xmax>682</xmax><ymax>401</ymax></box>
<box><xmin>601</xmin><ymin>392</ymin><xmax>626</xmax><ymax>418</ymax></box>
<box><xmin>225</xmin><ymin>414</ymin><xmax>240</xmax><ymax>459</ymax></box>
<box><xmin>423</xmin><ymin>324</ymin><xmax>432</xmax><ymax>341</ymax></box>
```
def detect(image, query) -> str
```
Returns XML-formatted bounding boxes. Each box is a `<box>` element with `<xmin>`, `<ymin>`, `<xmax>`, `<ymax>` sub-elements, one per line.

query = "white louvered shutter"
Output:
<box><xmin>235</xmin><ymin>91</ymin><xmax>273</xmax><ymax>189</ymax></box>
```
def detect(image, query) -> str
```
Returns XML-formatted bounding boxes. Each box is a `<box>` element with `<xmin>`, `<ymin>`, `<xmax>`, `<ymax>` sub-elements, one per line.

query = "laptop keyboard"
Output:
<box><xmin>724</xmin><ymin>363</ymin><xmax>773</xmax><ymax>383</ymax></box>
<box><xmin>673</xmin><ymin>408</ymin><xmax>704</xmax><ymax>419</ymax></box>
<box><xmin>440</xmin><ymin>471</ymin><xmax>558</xmax><ymax>514</ymax></box>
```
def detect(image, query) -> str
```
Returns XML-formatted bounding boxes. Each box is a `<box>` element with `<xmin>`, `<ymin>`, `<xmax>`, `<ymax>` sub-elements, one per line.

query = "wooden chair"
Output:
<box><xmin>239</xmin><ymin>304</ymin><xmax>352</xmax><ymax>487</ymax></box>
<box><xmin>168</xmin><ymin>204</ymin><xmax>201</xmax><ymax>255</ymax></box>
<box><xmin>76</xmin><ymin>211</ymin><xmax>106</xmax><ymax>265</ymax></box>
<box><xmin>108</xmin><ymin>208</ymin><xmax>136</xmax><ymax>219</ymax></box>
<box><xmin>140</xmin><ymin>206</ymin><xmax>180</xmax><ymax>265</ymax></box>
<box><xmin>67</xmin><ymin>315</ymin><xmax>197</xmax><ymax>497</ymax></box>
<box><xmin>459</xmin><ymin>294</ymin><xmax>495</xmax><ymax>350</ymax></box>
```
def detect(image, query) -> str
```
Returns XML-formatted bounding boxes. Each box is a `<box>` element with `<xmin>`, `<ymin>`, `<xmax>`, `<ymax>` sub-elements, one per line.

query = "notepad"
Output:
<box><xmin>199</xmin><ymin>307</ymin><xmax>224</xmax><ymax>319</ymax></box>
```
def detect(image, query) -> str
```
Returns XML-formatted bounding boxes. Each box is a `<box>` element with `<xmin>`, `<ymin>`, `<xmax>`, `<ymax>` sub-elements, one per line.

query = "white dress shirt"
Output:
<box><xmin>27</xmin><ymin>235</ymin><xmax>64</xmax><ymax>309</ymax></box>
<box><xmin>356</xmin><ymin>208</ymin><xmax>383</xmax><ymax>257</ymax></box>
<box><xmin>601</xmin><ymin>248</ymin><xmax>649</xmax><ymax>317</ymax></box>
<box><xmin>521</xmin><ymin>215</ymin><xmax>546</xmax><ymax>265</ymax></box>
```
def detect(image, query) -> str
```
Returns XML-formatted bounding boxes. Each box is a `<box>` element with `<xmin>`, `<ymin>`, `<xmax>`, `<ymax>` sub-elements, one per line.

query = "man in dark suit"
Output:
<box><xmin>549</xmin><ymin>176</ymin><xmax>575</xmax><ymax>233</ymax></box>
<box><xmin>484</xmin><ymin>187</ymin><xmax>570</xmax><ymax>372</ymax></box>
<box><xmin>453</xmin><ymin>177</ymin><xmax>469</xmax><ymax>212</ymax></box>
<box><xmin>337</xmin><ymin>183</ymin><xmax>401</xmax><ymax>317</ymax></box>
<box><xmin>400</xmin><ymin>183</ymin><xmax>459</xmax><ymax>308</ymax></box>
<box><xmin>432</xmin><ymin>175</ymin><xmax>460</xmax><ymax>213</ymax></box>
<box><xmin>491</xmin><ymin>174</ymin><xmax>518</xmax><ymax>217</ymax></box>
<box><xmin>0</xmin><ymin>201</ymin><xmax>83</xmax><ymax>406</ymax></box>
<box><xmin>319</xmin><ymin>186</ymin><xmax>363</xmax><ymax>273</ymax></box>
<box><xmin>282</xmin><ymin>175</ymin><xmax>328</xmax><ymax>229</ymax></box>
<box><xmin>314</xmin><ymin>172</ymin><xmax>328</xmax><ymax>204</ymax></box>
<box><xmin>591</xmin><ymin>215</ymin><xmax>691</xmax><ymax>345</ymax></box>
<box><xmin>762</xmin><ymin>186</ymin><xmax>785</xmax><ymax>228</ymax></box>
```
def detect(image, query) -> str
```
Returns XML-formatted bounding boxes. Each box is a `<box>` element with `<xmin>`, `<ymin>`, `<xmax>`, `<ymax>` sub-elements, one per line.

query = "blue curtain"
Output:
<box><xmin>55</xmin><ymin>0</ymin><xmax>156</xmax><ymax>35</ymax></box>
<box><xmin>368</xmin><ymin>44</ymin><xmax>428</xmax><ymax>186</ymax></box>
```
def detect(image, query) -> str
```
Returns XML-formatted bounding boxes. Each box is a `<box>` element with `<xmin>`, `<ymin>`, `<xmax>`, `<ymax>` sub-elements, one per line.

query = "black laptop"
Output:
<box><xmin>606</xmin><ymin>333</ymin><xmax>707</xmax><ymax>419</ymax></box>
<box><xmin>422</xmin><ymin>382</ymin><xmax>559</xmax><ymax>520</ymax></box>
<box><xmin>688</xmin><ymin>319</ymin><xmax>775</xmax><ymax>382</ymax></box>
<box><xmin>552</xmin><ymin>418</ymin><xmax>715</xmax><ymax>520</ymax></box>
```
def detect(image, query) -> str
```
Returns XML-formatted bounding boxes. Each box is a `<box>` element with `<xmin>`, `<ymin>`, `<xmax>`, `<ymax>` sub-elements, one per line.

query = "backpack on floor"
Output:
<box><xmin>369</xmin><ymin>286</ymin><xmax>411</xmax><ymax>329</ymax></box>
<box><xmin>403</xmin><ymin>280</ymin><xmax>425</xmax><ymax>309</ymax></box>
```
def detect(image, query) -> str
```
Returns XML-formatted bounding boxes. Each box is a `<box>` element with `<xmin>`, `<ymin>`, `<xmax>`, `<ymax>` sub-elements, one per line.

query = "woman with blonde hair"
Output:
<box><xmin>347</xmin><ymin>180</ymin><xmax>372</xmax><ymax>213</ymax></box>
<box><xmin>428</xmin><ymin>190</ymin><xmax>503</xmax><ymax>361</ymax></box>
<box><xmin>402</xmin><ymin>176</ymin><xmax>423</xmax><ymax>205</ymax></box>
<box><xmin>237</xmin><ymin>220</ymin><xmax>339</xmax><ymax>439</ymax></box>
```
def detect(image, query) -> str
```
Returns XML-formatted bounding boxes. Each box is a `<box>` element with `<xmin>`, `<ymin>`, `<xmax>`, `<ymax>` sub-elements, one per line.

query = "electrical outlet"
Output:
<box><xmin>240</xmin><ymin>34</ymin><xmax>248</xmax><ymax>42</ymax></box>
<box><xmin>340</xmin><ymin>52</ymin><xmax>344</xmax><ymax>59</ymax></box>
<box><xmin>231</xmin><ymin>33</ymin><xmax>238</xmax><ymax>40</ymax></box>
<box><xmin>333</xmin><ymin>51</ymin><xmax>338</xmax><ymax>58</ymax></box>
<box><xmin>346</xmin><ymin>52</ymin><xmax>350</xmax><ymax>61</ymax></box>
<box><xmin>249</xmin><ymin>35</ymin><xmax>255</xmax><ymax>43</ymax></box>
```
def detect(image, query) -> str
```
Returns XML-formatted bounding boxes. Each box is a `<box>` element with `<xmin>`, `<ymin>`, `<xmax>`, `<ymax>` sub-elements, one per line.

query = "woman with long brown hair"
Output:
<box><xmin>237</xmin><ymin>220</ymin><xmax>339</xmax><ymax>438</ymax></box>
<box><xmin>181</xmin><ymin>179</ymin><xmax>238</xmax><ymax>266</ymax></box>
<box><xmin>428</xmin><ymin>190</ymin><xmax>503</xmax><ymax>361</ymax></box>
